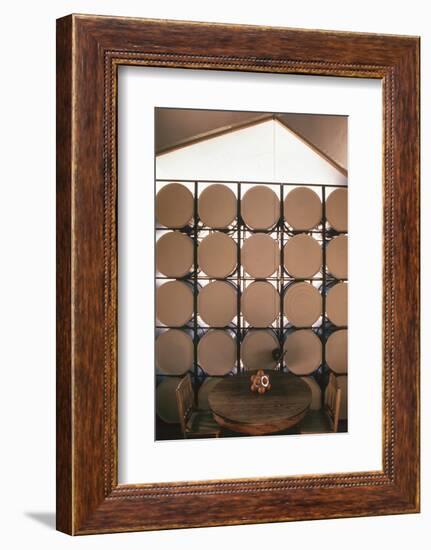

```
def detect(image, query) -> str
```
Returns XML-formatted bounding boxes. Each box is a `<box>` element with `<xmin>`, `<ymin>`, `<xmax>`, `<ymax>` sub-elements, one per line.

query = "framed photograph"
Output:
<box><xmin>152</xmin><ymin>106</ymin><xmax>349</xmax><ymax>441</ymax></box>
<box><xmin>56</xmin><ymin>14</ymin><xmax>420</xmax><ymax>535</ymax></box>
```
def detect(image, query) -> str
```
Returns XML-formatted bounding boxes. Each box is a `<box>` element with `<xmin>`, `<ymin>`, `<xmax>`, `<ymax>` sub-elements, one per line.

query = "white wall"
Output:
<box><xmin>0</xmin><ymin>1</ymin><xmax>427</xmax><ymax>549</ymax></box>
<box><xmin>156</xmin><ymin>119</ymin><xmax>347</xmax><ymax>184</ymax></box>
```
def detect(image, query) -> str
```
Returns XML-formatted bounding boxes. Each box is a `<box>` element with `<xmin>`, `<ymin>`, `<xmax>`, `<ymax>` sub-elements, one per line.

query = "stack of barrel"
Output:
<box><xmin>154</xmin><ymin>181</ymin><xmax>347</xmax><ymax>425</ymax></box>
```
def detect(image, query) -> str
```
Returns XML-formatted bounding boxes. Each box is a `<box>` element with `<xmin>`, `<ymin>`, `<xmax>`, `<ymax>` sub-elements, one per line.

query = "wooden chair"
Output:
<box><xmin>298</xmin><ymin>373</ymin><xmax>342</xmax><ymax>434</ymax></box>
<box><xmin>176</xmin><ymin>375</ymin><xmax>221</xmax><ymax>438</ymax></box>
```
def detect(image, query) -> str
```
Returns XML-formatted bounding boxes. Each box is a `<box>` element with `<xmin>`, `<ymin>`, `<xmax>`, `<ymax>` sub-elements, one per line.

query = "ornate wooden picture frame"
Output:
<box><xmin>56</xmin><ymin>14</ymin><xmax>420</xmax><ymax>535</ymax></box>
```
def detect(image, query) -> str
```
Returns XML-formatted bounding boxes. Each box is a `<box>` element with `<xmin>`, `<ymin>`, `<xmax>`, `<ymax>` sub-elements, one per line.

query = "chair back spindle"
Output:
<box><xmin>176</xmin><ymin>374</ymin><xmax>195</xmax><ymax>435</ymax></box>
<box><xmin>324</xmin><ymin>373</ymin><xmax>341</xmax><ymax>432</ymax></box>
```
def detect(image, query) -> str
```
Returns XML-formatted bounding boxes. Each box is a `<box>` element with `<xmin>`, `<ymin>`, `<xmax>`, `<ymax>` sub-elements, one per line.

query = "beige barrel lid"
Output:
<box><xmin>284</xmin><ymin>234</ymin><xmax>322</xmax><ymax>278</ymax></box>
<box><xmin>156</xmin><ymin>232</ymin><xmax>194</xmax><ymax>277</ymax></box>
<box><xmin>197</xmin><ymin>377</ymin><xmax>222</xmax><ymax>411</ymax></box>
<box><xmin>326</xmin><ymin>282</ymin><xmax>348</xmax><ymax>326</ymax></box>
<box><xmin>156</xmin><ymin>377</ymin><xmax>182</xmax><ymax>423</ymax></box>
<box><xmin>198</xmin><ymin>184</ymin><xmax>237</xmax><ymax>228</ymax></box>
<box><xmin>335</xmin><ymin>374</ymin><xmax>348</xmax><ymax>419</ymax></box>
<box><xmin>155</xmin><ymin>183</ymin><xmax>194</xmax><ymax>228</ymax></box>
<box><xmin>155</xmin><ymin>329</ymin><xmax>194</xmax><ymax>375</ymax></box>
<box><xmin>326</xmin><ymin>188</ymin><xmax>348</xmax><ymax>232</ymax></box>
<box><xmin>156</xmin><ymin>281</ymin><xmax>194</xmax><ymax>327</ymax></box>
<box><xmin>300</xmin><ymin>376</ymin><xmax>322</xmax><ymax>410</ymax></box>
<box><xmin>242</xmin><ymin>234</ymin><xmax>280</xmax><ymax>278</ymax></box>
<box><xmin>284</xmin><ymin>282</ymin><xmax>322</xmax><ymax>327</ymax></box>
<box><xmin>198</xmin><ymin>330</ymin><xmax>236</xmax><ymax>375</ymax></box>
<box><xmin>326</xmin><ymin>329</ymin><xmax>348</xmax><ymax>374</ymax></box>
<box><xmin>326</xmin><ymin>235</ymin><xmax>348</xmax><ymax>279</ymax></box>
<box><xmin>284</xmin><ymin>187</ymin><xmax>322</xmax><ymax>230</ymax></box>
<box><xmin>241</xmin><ymin>330</ymin><xmax>279</xmax><ymax>371</ymax></box>
<box><xmin>198</xmin><ymin>232</ymin><xmax>237</xmax><ymax>278</ymax></box>
<box><xmin>198</xmin><ymin>281</ymin><xmax>237</xmax><ymax>326</ymax></box>
<box><xmin>241</xmin><ymin>185</ymin><xmax>280</xmax><ymax>229</ymax></box>
<box><xmin>284</xmin><ymin>329</ymin><xmax>322</xmax><ymax>375</ymax></box>
<box><xmin>241</xmin><ymin>281</ymin><xmax>280</xmax><ymax>327</ymax></box>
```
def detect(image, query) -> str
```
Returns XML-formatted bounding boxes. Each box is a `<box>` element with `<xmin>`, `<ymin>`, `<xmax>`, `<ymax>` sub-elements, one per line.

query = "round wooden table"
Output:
<box><xmin>208</xmin><ymin>372</ymin><xmax>312</xmax><ymax>435</ymax></box>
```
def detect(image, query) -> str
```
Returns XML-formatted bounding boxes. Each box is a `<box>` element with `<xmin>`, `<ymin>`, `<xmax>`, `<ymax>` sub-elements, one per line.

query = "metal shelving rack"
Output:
<box><xmin>155</xmin><ymin>178</ymin><xmax>348</xmax><ymax>403</ymax></box>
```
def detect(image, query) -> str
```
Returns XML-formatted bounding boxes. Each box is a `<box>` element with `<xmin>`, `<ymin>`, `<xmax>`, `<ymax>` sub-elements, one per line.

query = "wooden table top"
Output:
<box><xmin>208</xmin><ymin>372</ymin><xmax>312</xmax><ymax>435</ymax></box>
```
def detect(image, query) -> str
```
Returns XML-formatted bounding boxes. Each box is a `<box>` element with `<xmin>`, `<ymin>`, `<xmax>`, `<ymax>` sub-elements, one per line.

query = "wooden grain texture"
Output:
<box><xmin>208</xmin><ymin>373</ymin><xmax>311</xmax><ymax>434</ymax></box>
<box><xmin>56</xmin><ymin>16</ymin><xmax>73</xmax><ymax>535</ymax></box>
<box><xmin>56</xmin><ymin>14</ymin><xmax>420</xmax><ymax>535</ymax></box>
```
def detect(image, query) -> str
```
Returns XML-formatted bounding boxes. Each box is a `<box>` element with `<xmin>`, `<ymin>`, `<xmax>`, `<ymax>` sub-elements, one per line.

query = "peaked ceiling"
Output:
<box><xmin>156</xmin><ymin>118</ymin><xmax>347</xmax><ymax>186</ymax></box>
<box><xmin>155</xmin><ymin>108</ymin><xmax>347</xmax><ymax>172</ymax></box>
